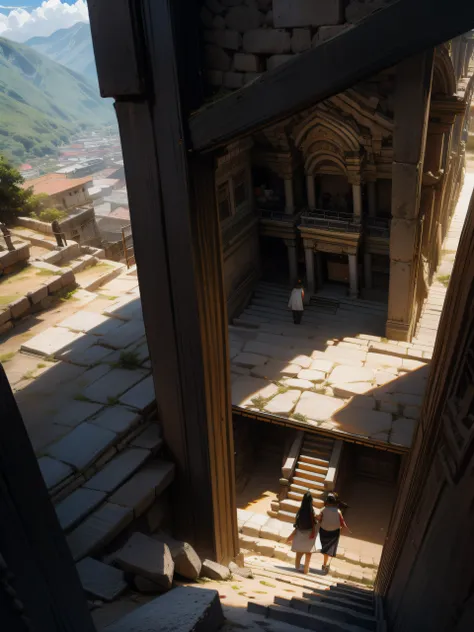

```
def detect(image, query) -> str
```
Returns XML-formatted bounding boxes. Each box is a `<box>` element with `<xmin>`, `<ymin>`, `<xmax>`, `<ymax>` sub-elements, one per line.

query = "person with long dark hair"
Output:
<box><xmin>316</xmin><ymin>492</ymin><xmax>351</xmax><ymax>575</ymax></box>
<box><xmin>286</xmin><ymin>491</ymin><xmax>317</xmax><ymax>574</ymax></box>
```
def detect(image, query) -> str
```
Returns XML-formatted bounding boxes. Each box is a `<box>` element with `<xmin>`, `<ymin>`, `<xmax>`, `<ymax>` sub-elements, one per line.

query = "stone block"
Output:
<box><xmin>109</xmin><ymin>460</ymin><xmax>175</xmax><ymax>517</ymax></box>
<box><xmin>223</xmin><ymin>71</ymin><xmax>245</xmax><ymax>88</ymax></box>
<box><xmin>46</xmin><ymin>276</ymin><xmax>63</xmax><ymax>294</ymax></box>
<box><xmin>226</xmin><ymin>5</ymin><xmax>262</xmax><ymax>31</ymax></box>
<box><xmin>255</xmin><ymin>539</ymin><xmax>276</xmax><ymax>556</ymax></box>
<box><xmin>332</xmin><ymin>382</ymin><xmax>373</xmax><ymax>398</ymax></box>
<box><xmin>259</xmin><ymin>518</ymin><xmax>283</xmax><ymax>542</ymax></box>
<box><xmin>294</xmin><ymin>391</ymin><xmax>345</xmax><ymax>421</ymax></box>
<box><xmin>131</xmin><ymin>424</ymin><xmax>162</xmax><ymax>452</ymax></box>
<box><xmin>59</xmin><ymin>311</ymin><xmax>111</xmax><ymax>334</ymax></box>
<box><xmin>243</xmin><ymin>28</ymin><xmax>290</xmax><ymax>53</ymax></box>
<box><xmin>234</xmin><ymin>52</ymin><xmax>261</xmax><ymax>72</ymax></box>
<box><xmin>0</xmin><ymin>321</ymin><xmax>13</xmax><ymax>336</ymax></box>
<box><xmin>55</xmin><ymin>488</ymin><xmax>106</xmax><ymax>531</ymax></box>
<box><xmin>99</xmin><ymin>319</ymin><xmax>145</xmax><ymax>349</ymax></box>
<box><xmin>119</xmin><ymin>375</ymin><xmax>156</xmax><ymax>411</ymax></box>
<box><xmin>76</xmin><ymin>557</ymin><xmax>127</xmax><ymax>601</ymax></box>
<box><xmin>346</xmin><ymin>0</ymin><xmax>387</xmax><ymax>23</ymax></box>
<box><xmin>38</xmin><ymin>456</ymin><xmax>73</xmax><ymax>490</ymax></box>
<box><xmin>273</xmin><ymin>0</ymin><xmax>343</xmax><ymax>28</ymax></box>
<box><xmin>56</xmin><ymin>341</ymin><xmax>113</xmax><ymax>367</ymax></box>
<box><xmin>204</xmin><ymin>28</ymin><xmax>242</xmax><ymax>50</ymax></box>
<box><xmin>9</xmin><ymin>297</ymin><xmax>30</xmax><ymax>319</ymax></box>
<box><xmin>229</xmin><ymin>561</ymin><xmax>253</xmax><ymax>578</ymax></box>
<box><xmin>60</xmin><ymin>269</ymin><xmax>75</xmax><ymax>288</ymax></box>
<box><xmin>390</xmin><ymin>417</ymin><xmax>416</xmax><ymax>448</ymax></box>
<box><xmin>84</xmin><ymin>448</ymin><xmax>150</xmax><ymax>494</ymax></box>
<box><xmin>51</xmin><ymin>400</ymin><xmax>103</xmax><ymax>428</ymax></box>
<box><xmin>267</xmin><ymin>54</ymin><xmax>294</xmax><ymax>71</ymax></box>
<box><xmin>67</xmin><ymin>503</ymin><xmax>133</xmax><ymax>561</ymax></box>
<box><xmin>390</xmin><ymin>218</ymin><xmax>417</xmax><ymax>261</ymax></box>
<box><xmin>153</xmin><ymin>530</ymin><xmax>201</xmax><ymax>580</ymax></box>
<box><xmin>90</xmin><ymin>406</ymin><xmax>141</xmax><ymax>435</ymax></box>
<box><xmin>21</xmin><ymin>326</ymin><xmax>85</xmax><ymax>358</ymax></box>
<box><xmin>146</xmin><ymin>495</ymin><xmax>171</xmax><ymax>532</ymax></box>
<box><xmin>313</xmin><ymin>24</ymin><xmax>351</xmax><ymax>45</ymax></box>
<box><xmin>202</xmin><ymin>559</ymin><xmax>231</xmax><ymax>580</ymax></box>
<box><xmin>404</xmin><ymin>405</ymin><xmax>421</xmax><ymax>420</ymax></box>
<box><xmin>115</xmin><ymin>532</ymin><xmax>174</xmax><ymax>591</ymax></box>
<box><xmin>328</xmin><ymin>365</ymin><xmax>374</xmax><ymax>384</ymax></box>
<box><xmin>333</xmin><ymin>408</ymin><xmax>393</xmax><ymax>438</ymax></box>
<box><xmin>283</xmin><ymin>378</ymin><xmax>314</xmax><ymax>390</ymax></box>
<box><xmin>231</xmin><ymin>377</ymin><xmax>279</xmax><ymax>406</ymax></box>
<box><xmin>325</xmin><ymin>345</ymin><xmax>366</xmax><ymax>366</ymax></box>
<box><xmin>291</xmin><ymin>27</ymin><xmax>311</xmax><ymax>52</ymax></box>
<box><xmin>250</xmin><ymin>359</ymin><xmax>300</xmax><ymax>379</ymax></box>
<box><xmin>297</xmin><ymin>369</ymin><xmax>325</xmax><ymax>382</ymax></box>
<box><xmin>0</xmin><ymin>308</ymin><xmax>11</xmax><ymax>326</ymax></box>
<box><xmin>83</xmin><ymin>368</ymin><xmax>148</xmax><ymax>404</ymax></box>
<box><xmin>205</xmin><ymin>44</ymin><xmax>231</xmax><ymax>70</ymax></box>
<box><xmin>26</xmin><ymin>286</ymin><xmax>48</xmax><ymax>305</ymax></box>
<box><xmin>265</xmin><ymin>389</ymin><xmax>300</xmax><ymax>415</ymax></box>
<box><xmin>365</xmin><ymin>352</ymin><xmax>403</xmax><ymax>369</ymax></box>
<box><xmin>103</xmin><ymin>587</ymin><xmax>224</xmax><ymax>632</ymax></box>
<box><xmin>47</xmin><ymin>423</ymin><xmax>117</xmax><ymax>471</ymax></box>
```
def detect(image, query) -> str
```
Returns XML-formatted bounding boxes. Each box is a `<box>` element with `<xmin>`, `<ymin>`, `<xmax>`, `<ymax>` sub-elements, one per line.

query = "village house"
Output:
<box><xmin>22</xmin><ymin>173</ymin><xmax>93</xmax><ymax>211</ymax></box>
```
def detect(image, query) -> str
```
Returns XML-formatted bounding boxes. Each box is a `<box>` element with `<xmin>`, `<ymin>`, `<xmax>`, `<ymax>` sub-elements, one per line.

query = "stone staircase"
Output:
<box><xmin>248</xmin><ymin>580</ymin><xmax>385</xmax><ymax>632</ymax></box>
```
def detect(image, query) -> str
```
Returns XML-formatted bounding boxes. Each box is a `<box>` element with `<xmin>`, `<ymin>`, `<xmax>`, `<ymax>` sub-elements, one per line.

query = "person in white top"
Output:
<box><xmin>288</xmin><ymin>280</ymin><xmax>305</xmax><ymax>325</ymax></box>
<box><xmin>316</xmin><ymin>492</ymin><xmax>351</xmax><ymax>575</ymax></box>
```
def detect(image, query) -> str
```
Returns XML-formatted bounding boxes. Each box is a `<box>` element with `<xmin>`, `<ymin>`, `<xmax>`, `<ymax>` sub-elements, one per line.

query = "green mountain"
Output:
<box><xmin>0</xmin><ymin>36</ymin><xmax>113</xmax><ymax>163</ymax></box>
<box><xmin>26</xmin><ymin>22</ymin><xmax>98</xmax><ymax>85</ymax></box>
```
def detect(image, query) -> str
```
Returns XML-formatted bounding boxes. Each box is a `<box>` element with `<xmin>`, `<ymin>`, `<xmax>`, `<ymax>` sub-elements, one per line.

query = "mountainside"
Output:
<box><xmin>26</xmin><ymin>22</ymin><xmax>97</xmax><ymax>85</ymax></box>
<box><xmin>0</xmin><ymin>36</ymin><xmax>113</xmax><ymax>163</ymax></box>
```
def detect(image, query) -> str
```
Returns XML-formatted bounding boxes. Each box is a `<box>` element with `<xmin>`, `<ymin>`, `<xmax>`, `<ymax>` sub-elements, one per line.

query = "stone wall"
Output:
<box><xmin>201</xmin><ymin>0</ymin><xmax>395</xmax><ymax>91</ymax></box>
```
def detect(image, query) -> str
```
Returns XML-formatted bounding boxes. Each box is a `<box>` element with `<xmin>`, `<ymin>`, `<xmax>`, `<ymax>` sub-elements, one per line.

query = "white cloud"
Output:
<box><xmin>0</xmin><ymin>1</ymin><xmax>89</xmax><ymax>42</ymax></box>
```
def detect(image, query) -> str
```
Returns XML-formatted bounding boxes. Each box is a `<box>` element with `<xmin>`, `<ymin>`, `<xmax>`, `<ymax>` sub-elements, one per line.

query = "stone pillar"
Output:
<box><xmin>306</xmin><ymin>174</ymin><xmax>316</xmax><ymax>210</ymax></box>
<box><xmin>364</xmin><ymin>252</ymin><xmax>373</xmax><ymax>290</ymax></box>
<box><xmin>386</xmin><ymin>50</ymin><xmax>434</xmax><ymax>341</ymax></box>
<box><xmin>348</xmin><ymin>254</ymin><xmax>358</xmax><ymax>299</ymax></box>
<box><xmin>367</xmin><ymin>181</ymin><xmax>377</xmax><ymax>217</ymax></box>
<box><xmin>285</xmin><ymin>239</ymin><xmax>298</xmax><ymax>285</ymax></box>
<box><xmin>352</xmin><ymin>182</ymin><xmax>362</xmax><ymax>217</ymax></box>
<box><xmin>284</xmin><ymin>177</ymin><xmax>294</xmax><ymax>215</ymax></box>
<box><xmin>304</xmin><ymin>241</ymin><xmax>315</xmax><ymax>296</ymax></box>
<box><xmin>315</xmin><ymin>251</ymin><xmax>324</xmax><ymax>289</ymax></box>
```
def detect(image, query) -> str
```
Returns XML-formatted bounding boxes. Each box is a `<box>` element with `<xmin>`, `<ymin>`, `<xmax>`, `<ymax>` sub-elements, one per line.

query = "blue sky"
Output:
<box><xmin>0</xmin><ymin>1</ymin><xmax>88</xmax><ymax>41</ymax></box>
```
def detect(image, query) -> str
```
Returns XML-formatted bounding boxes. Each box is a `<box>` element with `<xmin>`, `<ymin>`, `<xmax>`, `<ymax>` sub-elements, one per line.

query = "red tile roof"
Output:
<box><xmin>22</xmin><ymin>174</ymin><xmax>92</xmax><ymax>197</ymax></box>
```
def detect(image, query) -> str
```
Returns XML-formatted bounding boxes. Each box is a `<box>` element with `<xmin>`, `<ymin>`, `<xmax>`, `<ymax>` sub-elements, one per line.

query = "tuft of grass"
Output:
<box><xmin>250</xmin><ymin>395</ymin><xmax>272</xmax><ymax>411</ymax></box>
<box><xmin>74</xmin><ymin>393</ymin><xmax>93</xmax><ymax>403</ymax></box>
<box><xmin>37</xmin><ymin>363</ymin><xmax>46</xmax><ymax>369</ymax></box>
<box><xmin>0</xmin><ymin>295</ymin><xmax>19</xmax><ymax>305</ymax></box>
<box><xmin>107</xmin><ymin>395</ymin><xmax>120</xmax><ymax>406</ymax></box>
<box><xmin>59</xmin><ymin>288</ymin><xmax>78</xmax><ymax>302</ymax></box>
<box><xmin>254</xmin><ymin>590</ymin><xmax>268</xmax><ymax>594</ymax></box>
<box><xmin>113</xmin><ymin>350</ymin><xmax>141</xmax><ymax>370</ymax></box>
<box><xmin>292</xmin><ymin>412</ymin><xmax>308</xmax><ymax>423</ymax></box>
<box><xmin>36</xmin><ymin>268</ymin><xmax>56</xmax><ymax>277</ymax></box>
<box><xmin>438</xmin><ymin>274</ymin><xmax>451</xmax><ymax>287</ymax></box>
<box><xmin>276</xmin><ymin>383</ymin><xmax>290</xmax><ymax>394</ymax></box>
<box><xmin>98</xmin><ymin>293</ymin><xmax>118</xmax><ymax>301</ymax></box>
<box><xmin>0</xmin><ymin>352</ymin><xmax>15</xmax><ymax>363</ymax></box>
<box><xmin>259</xmin><ymin>580</ymin><xmax>276</xmax><ymax>588</ymax></box>
<box><xmin>22</xmin><ymin>370</ymin><xmax>36</xmax><ymax>380</ymax></box>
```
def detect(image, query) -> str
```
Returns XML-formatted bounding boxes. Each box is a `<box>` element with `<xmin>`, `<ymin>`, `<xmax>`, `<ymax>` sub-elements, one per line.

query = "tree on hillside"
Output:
<box><xmin>0</xmin><ymin>155</ymin><xmax>36</xmax><ymax>225</ymax></box>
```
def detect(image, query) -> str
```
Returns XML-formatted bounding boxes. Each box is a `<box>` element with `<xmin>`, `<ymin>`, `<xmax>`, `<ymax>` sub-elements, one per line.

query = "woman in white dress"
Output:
<box><xmin>288</xmin><ymin>280</ymin><xmax>305</xmax><ymax>325</ymax></box>
<box><xmin>286</xmin><ymin>491</ymin><xmax>317</xmax><ymax>574</ymax></box>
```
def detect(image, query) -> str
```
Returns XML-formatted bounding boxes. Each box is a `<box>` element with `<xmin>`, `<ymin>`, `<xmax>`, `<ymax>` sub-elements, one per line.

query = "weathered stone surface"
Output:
<box><xmin>267</xmin><ymin>54</ymin><xmax>294</xmax><ymax>70</ymax></box>
<box><xmin>259</xmin><ymin>517</ymin><xmax>285</xmax><ymax>542</ymax></box>
<box><xmin>133</xmin><ymin>576</ymin><xmax>164</xmax><ymax>593</ymax></box>
<box><xmin>90</xmin><ymin>406</ymin><xmax>141</xmax><ymax>435</ymax></box>
<box><xmin>234</xmin><ymin>52</ymin><xmax>261</xmax><ymax>72</ymax></box>
<box><xmin>226</xmin><ymin>5</ymin><xmax>262</xmax><ymax>30</ymax></box>
<box><xmin>310</xmin><ymin>358</ymin><xmax>334</xmax><ymax>373</ymax></box>
<box><xmin>119</xmin><ymin>375</ymin><xmax>155</xmax><ymax>411</ymax></box>
<box><xmin>233</xmin><ymin>352</ymin><xmax>269</xmax><ymax>367</ymax></box>
<box><xmin>232</xmin><ymin>377</ymin><xmax>279</xmax><ymax>406</ymax></box>
<box><xmin>47</xmin><ymin>423</ymin><xmax>116</xmax><ymax>471</ymax></box>
<box><xmin>328</xmin><ymin>365</ymin><xmax>374</xmax><ymax>384</ymax></box>
<box><xmin>103</xmin><ymin>587</ymin><xmax>224</xmax><ymax>632</ymax></box>
<box><xmin>365</xmin><ymin>352</ymin><xmax>403</xmax><ymax>369</ymax></box>
<box><xmin>153</xmin><ymin>531</ymin><xmax>202</xmax><ymax>580</ymax></box>
<box><xmin>110</xmin><ymin>460</ymin><xmax>175</xmax><ymax>517</ymax></box>
<box><xmin>241</xmin><ymin>512</ymin><xmax>268</xmax><ymax>537</ymax></box>
<box><xmin>0</xmin><ymin>307</ymin><xmax>11</xmax><ymax>326</ymax></box>
<box><xmin>291</xmin><ymin>27</ymin><xmax>311</xmax><ymax>52</ymax></box>
<box><xmin>332</xmin><ymin>382</ymin><xmax>374</xmax><ymax>398</ymax></box>
<box><xmin>205</xmin><ymin>44</ymin><xmax>232</xmax><ymax>70</ymax></box>
<box><xmin>99</xmin><ymin>319</ymin><xmax>145</xmax><ymax>349</ymax></box>
<box><xmin>297</xmin><ymin>369</ymin><xmax>325</xmax><ymax>382</ymax></box>
<box><xmin>85</xmin><ymin>448</ymin><xmax>150</xmax><ymax>494</ymax></box>
<box><xmin>115</xmin><ymin>532</ymin><xmax>174</xmax><ymax>591</ymax></box>
<box><xmin>38</xmin><ymin>456</ymin><xmax>73</xmax><ymax>489</ymax></box>
<box><xmin>283</xmin><ymin>378</ymin><xmax>314</xmax><ymax>390</ymax></box>
<box><xmin>131</xmin><ymin>424</ymin><xmax>162</xmax><ymax>452</ymax></box>
<box><xmin>273</xmin><ymin>0</ymin><xmax>342</xmax><ymax>28</ymax></box>
<box><xmin>47</xmin><ymin>276</ymin><xmax>63</xmax><ymax>293</ymax></box>
<box><xmin>57</xmin><ymin>339</ymin><xmax>113</xmax><ymax>366</ymax></box>
<box><xmin>250</xmin><ymin>359</ymin><xmax>301</xmax><ymax>379</ymax></box>
<box><xmin>349</xmin><ymin>395</ymin><xmax>376</xmax><ymax>410</ymax></box>
<box><xmin>146</xmin><ymin>495</ymin><xmax>171</xmax><ymax>533</ymax></box>
<box><xmin>26</xmin><ymin>286</ymin><xmax>48</xmax><ymax>305</ymax></box>
<box><xmin>333</xmin><ymin>408</ymin><xmax>393</xmax><ymax>438</ymax></box>
<box><xmin>229</xmin><ymin>561</ymin><xmax>253</xmax><ymax>578</ymax></box>
<box><xmin>201</xmin><ymin>559</ymin><xmax>231</xmax><ymax>580</ymax></box>
<box><xmin>402</xmin><ymin>358</ymin><xmax>427</xmax><ymax>371</ymax></box>
<box><xmin>325</xmin><ymin>345</ymin><xmax>366</xmax><ymax>366</ymax></box>
<box><xmin>83</xmin><ymin>368</ymin><xmax>148</xmax><ymax>404</ymax></box>
<box><xmin>374</xmin><ymin>370</ymin><xmax>398</xmax><ymax>386</ymax></box>
<box><xmin>204</xmin><ymin>28</ymin><xmax>241</xmax><ymax>50</ymax></box>
<box><xmin>294</xmin><ymin>391</ymin><xmax>345</xmax><ymax>421</ymax></box>
<box><xmin>223</xmin><ymin>71</ymin><xmax>244</xmax><ymax>88</ymax></box>
<box><xmin>9</xmin><ymin>296</ymin><xmax>30</xmax><ymax>319</ymax></box>
<box><xmin>404</xmin><ymin>405</ymin><xmax>421</xmax><ymax>420</ymax></box>
<box><xmin>76</xmin><ymin>557</ymin><xmax>127</xmax><ymax>601</ymax></box>
<box><xmin>265</xmin><ymin>389</ymin><xmax>300</xmax><ymax>415</ymax></box>
<box><xmin>51</xmin><ymin>400</ymin><xmax>103</xmax><ymax>428</ymax></box>
<box><xmin>59</xmin><ymin>311</ymin><xmax>110</xmax><ymax>333</ymax></box>
<box><xmin>21</xmin><ymin>326</ymin><xmax>85</xmax><ymax>358</ymax></box>
<box><xmin>67</xmin><ymin>503</ymin><xmax>133</xmax><ymax>561</ymax></box>
<box><xmin>103</xmin><ymin>296</ymin><xmax>143</xmax><ymax>321</ymax></box>
<box><xmin>390</xmin><ymin>417</ymin><xmax>416</xmax><ymax>447</ymax></box>
<box><xmin>346</xmin><ymin>0</ymin><xmax>386</xmax><ymax>23</ymax></box>
<box><xmin>55</xmin><ymin>488</ymin><xmax>106</xmax><ymax>531</ymax></box>
<box><xmin>242</xmin><ymin>28</ymin><xmax>291</xmax><ymax>54</ymax></box>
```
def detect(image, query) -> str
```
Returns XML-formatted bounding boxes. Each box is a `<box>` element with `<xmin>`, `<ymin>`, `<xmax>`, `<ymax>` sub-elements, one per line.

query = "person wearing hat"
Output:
<box><xmin>316</xmin><ymin>492</ymin><xmax>351</xmax><ymax>575</ymax></box>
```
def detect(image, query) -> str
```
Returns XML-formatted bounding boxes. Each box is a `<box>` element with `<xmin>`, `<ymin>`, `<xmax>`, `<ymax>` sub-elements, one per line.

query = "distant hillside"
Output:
<box><xmin>26</xmin><ymin>22</ymin><xmax>98</xmax><ymax>85</ymax></box>
<box><xmin>0</xmin><ymin>36</ymin><xmax>113</xmax><ymax>163</ymax></box>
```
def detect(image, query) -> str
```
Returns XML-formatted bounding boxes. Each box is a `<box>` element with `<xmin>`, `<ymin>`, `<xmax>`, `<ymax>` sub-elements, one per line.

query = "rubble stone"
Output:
<box><xmin>115</xmin><ymin>532</ymin><xmax>174</xmax><ymax>591</ymax></box>
<box><xmin>201</xmin><ymin>559</ymin><xmax>231</xmax><ymax>580</ymax></box>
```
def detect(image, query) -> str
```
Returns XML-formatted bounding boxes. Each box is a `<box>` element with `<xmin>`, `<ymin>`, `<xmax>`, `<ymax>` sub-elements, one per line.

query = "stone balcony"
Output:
<box><xmin>299</xmin><ymin>208</ymin><xmax>362</xmax><ymax>234</ymax></box>
<box><xmin>258</xmin><ymin>205</ymin><xmax>303</xmax><ymax>240</ymax></box>
<box><xmin>366</xmin><ymin>217</ymin><xmax>391</xmax><ymax>255</ymax></box>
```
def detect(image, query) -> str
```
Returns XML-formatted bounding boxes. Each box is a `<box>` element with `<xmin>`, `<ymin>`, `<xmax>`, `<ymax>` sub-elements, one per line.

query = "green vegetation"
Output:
<box><xmin>35</xmin><ymin>207</ymin><xmax>67</xmax><ymax>222</ymax></box>
<box><xmin>259</xmin><ymin>580</ymin><xmax>276</xmax><ymax>588</ymax></box>
<box><xmin>0</xmin><ymin>37</ymin><xmax>113</xmax><ymax>163</ymax></box>
<box><xmin>250</xmin><ymin>395</ymin><xmax>271</xmax><ymax>411</ymax></box>
<box><xmin>276</xmin><ymin>383</ymin><xmax>290</xmax><ymax>394</ymax></box>
<box><xmin>292</xmin><ymin>412</ymin><xmax>308</xmax><ymax>422</ymax></box>
<box><xmin>0</xmin><ymin>156</ymin><xmax>40</xmax><ymax>224</ymax></box>
<box><xmin>106</xmin><ymin>395</ymin><xmax>120</xmax><ymax>406</ymax></box>
<box><xmin>113</xmin><ymin>350</ymin><xmax>141</xmax><ymax>370</ymax></box>
<box><xmin>22</xmin><ymin>370</ymin><xmax>36</xmax><ymax>380</ymax></box>
<box><xmin>0</xmin><ymin>295</ymin><xmax>18</xmax><ymax>305</ymax></box>
<box><xmin>59</xmin><ymin>288</ymin><xmax>78</xmax><ymax>302</ymax></box>
<box><xmin>438</xmin><ymin>274</ymin><xmax>451</xmax><ymax>287</ymax></box>
<box><xmin>74</xmin><ymin>393</ymin><xmax>92</xmax><ymax>403</ymax></box>
<box><xmin>0</xmin><ymin>352</ymin><xmax>15</xmax><ymax>363</ymax></box>
<box><xmin>37</xmin><ymin>363</ymin><xmax>46</xmax><ymax>369</ymax></box>
<box><xmin>36</xmin><ymin>268</ymin><xmax>56</xmax><ymax>276</ymax></box>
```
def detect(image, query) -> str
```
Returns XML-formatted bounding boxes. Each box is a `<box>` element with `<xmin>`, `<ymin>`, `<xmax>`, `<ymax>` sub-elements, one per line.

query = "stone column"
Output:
<box><xmin>304</xmin><ymin>241</ymin><xmax>315</xmax><ymax>296</ymax></box>
<box><xmin>315</xmin><ymin>251</ymin><xmax>324</xmax><ymax>289</ymax></box>
<box><xmin>367</xmin><ymin>181</ymin><xmax>377</xmax><ymax>217</ymax></box>
<box><xmin>352</xmin><ymin>182</ymin><xmax>362</xmax><ymax>217</ymax></box>
<box><xmin>348</xmin><ymin>254</ymin><xmax>358</xmax><ymax>299</ymax></box>
<box><xmin>306</xmin><ymin>174</ymin><xmax>316</xmax><ymax>210</ymax></box>
<box><xmin>285</xmin><ymin>239</ymin><xmax>298</xmax><ymax>285</ymax></box>
<box><xmin>364</xmin><ymin>252</ymin><xmax>373</xmax><ymax>290</ymax></box>
<box><xmin>284</xmin><ymin>177</ymin><xmax>294</xmax><ymax>215</ymax></box>
<box><xmin>386</xmin><ymin>50</ymin><xmax>434</xmax><ymax>341</ymax></box>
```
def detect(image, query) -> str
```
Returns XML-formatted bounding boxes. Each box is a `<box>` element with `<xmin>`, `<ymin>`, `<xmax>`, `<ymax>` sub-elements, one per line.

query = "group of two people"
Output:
<box><xmin>287</xmin><ymin>491</ymin><xmax>350</xmax><ymax>575</ymax></box>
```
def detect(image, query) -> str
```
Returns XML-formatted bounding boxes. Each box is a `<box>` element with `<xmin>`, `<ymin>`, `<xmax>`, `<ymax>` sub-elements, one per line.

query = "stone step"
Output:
<box><xmin>288</xmin><ymin>489</ymin><xmax>325</xmax><ymax>504</ymax></box>
<box><xmin>278</xmin><ymin>596</ymin><xmax>377</xmax><ymax>630</ymax></box>
<box><xmin>299</xmin><ymin>454</ymin><xmax>330</xmax><ymax>467</ymax></box>
<box><xmin>248</xmin><ymin>602</ymin><xmax>368</xmax><ymax>632</ymax></box>
<box><xmin>274</xmin><ymin>509</ymin><xmax>299</xmax><ymax>523</ymax></box>
<box><xmin>233</xmin><ymin>316</ymin><xmax>263</xmax><ymax>328</ymax></box>
<box><xmin>301</xmin><ymin>446</ymin><xmax>333</xmax><ymax>459</ymax></box>
<box><xmin>292</xmin><ymin>476</ymin><xmax>325</xmax><ymax>490</ymax></box>
<box><xmin>82</xmin><ymin>264</ymin><xmax>125</xmax><ymax>292</ymax></box>
<box><xmin>303</xmin><ymin>591</ymin><xmax>375</xmax><ymax>616</ymax></box>
<box><xmin>279</xmin><ymin>498</ymin><xmax>324</xmax><ymax>513</ymax></box>
<box><xmin>289</xmin><ymin>483</ymin><xmax>326</xmax><ymax>497</ymax></box>
<box><xmin>294</xmin><ymin>468</ymin><xmax>326</xmax><ymax>483</ymax></box>
<box><xmin>298</xmin><ymin>461</ymin><xmax>328</xmax><ymax>475</ymax></box>
<box><xmin>330</xmin><ymin>585</ymin><xmax>375</xmax><ymax>605</ymax></box>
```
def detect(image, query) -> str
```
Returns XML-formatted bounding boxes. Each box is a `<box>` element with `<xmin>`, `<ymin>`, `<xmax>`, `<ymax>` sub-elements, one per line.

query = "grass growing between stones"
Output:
<box><xmin>438</xmin><ymin>274</ymin><xmax>451</xmax><ymax>287</ymax></box>
<box><xmin>36</xmin><ymin>269</ymin><xmax>56</xmax><ymax>277</ymax></box>
<box><xmin>260</xmin><ymin>580</ymin><xmax>276</xmax><ymax>588</ymax></box>
<box><xmin>276</xmin><ymin>383</ymin><xmax>290</xmax><ymax>394</ymax></box>
<box><xmin>250</xmin><ymin>395</ymin><xmax>272</xmax><ymax>411</ymax></box>
<box><xmin>113</xmin><ymin>350</ymin><xmax>141</xmax><ymax>370</ymax></box>
<box><xmin>0</xmin><ymin>352</ymin><xmax>15</xmax><ymax>363</ymax></box>
<box><xmin>74</xmin><ymin>393</ymin><xmax>93</xmax><ymax>403</ymax></box>
<box><xmin>0</xmin><ymin>295</ymin><xmax>18</xmax><ymax>305</ymax></box>
<box><xmin>292</xmin><ymin>413</ymin><xmax>308</xmax><ymax>423</ymax></box>
<box><xmin>58</xmin><ymin>288</ymin><xmax>78</xmax><ymax>302</ymax></box>
<box><xmin>107</xmin><ymin>395</ymin><xmax>120</xmax><ymax>406</ymax></box>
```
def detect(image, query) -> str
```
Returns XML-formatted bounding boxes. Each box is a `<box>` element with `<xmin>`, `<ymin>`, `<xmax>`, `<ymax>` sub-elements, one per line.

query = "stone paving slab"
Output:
<box><xmin>84</xmin><ymin>448</ymin><xmax>151</xmax><ymax>494</ymax></box>
<box><xmin>233</xmin><ymin>352</ymin><xmax>269</xmax><ymax>368</ymax></box>
<box><xmin>47</xmin><ymin>422</ymin><xmax>117</xmax><ymax>471</ymax></box>
<box><xmin>99</xmin><ymin>319</ymin><xmax>146</xmax><ymax>349</ymax></box>
<box><xmin>250</xmin><ymin>360</ymin><xmax>302</xmax><ymax>379</ymax></box>
<box><xmin>119</xmin><ymin>375</ymin><xmax>155</xmax><ymax>410</ymax></box>
<box><xmin>51</xmin><ymin>400</ymin><xmax>104</xmax><ymax>429</ymax></box>
<box><xmin>89</xmin><ymin>406</ymin><xmax>141</xmax><ymax>435</ymax></box>
<box><xmin>21</xmin><ymin>326</ymin><xmax>85</xmax><ymax>358</ymax></box>
<box><xmin>390</xmin><ymin>417</ymin><xmax>417</xmax><ymax>447</ymax></box>
<box><xmin>103</xmin><ymin>296</ymin><xmax>143</xmax><ymax>321</ymax></box>
<box><xmin>76</xmin><ymin>557</ymin><xmax>127</xmax><ymax>601</ymax></box>
<box><xmin>56</xmin><ymin>339</ymin><xmax>114</xmax><ymax>367</ymax></box>
<box><xmin>58</xmin><ymin>311</ymin><xmax>112</xmax><ymax>334</ymax></box>
<box><xmin>283</xmin><ymin>378</ymin><xmax>314</xmax><ymax>390</ymax></box>
<box><xmin>328</xmin><ymin>365</ymin><xmax>374</xmax><ymax>384</ymax></box>
<box><xmin>264</xmin><ymin>390</ymin><xmax>300</xmax><ymax>415</ymax></box>
<box><xmin>131</xmin><ymin>424</ymin><xmax>162</xmax><ymax>452</ymax></box>
<box><xmin>83</xmin><ymin>368</ymin><xmax>148</xmax><ymax>404</ymax></box>
<box><xmin>55</xmin><ymin>488</ymin><xmax>107</xmax><ymax>531</ymax></box>
<box><xmin>38</xmin><ymin>456</ymin><xmax>73</xmax><ymax>490</ymax></box>
<box><xmin>293</xmin><ymin>392</ymin><xmax>346</xmax><ymax>422</ymax></box>
<box><xmin>67</xmin><ymin>502</ymin><xmax>133</xmax><ymax>561</ymax></box>
<box><xmin>332</xmin><ymin>382</ymin><xmax>374</xmax><ymax>398</ymax></box>
<box><xmin>296</xmin><ymin>369</ymin><xmax>325</xmax><ymax>382</ymax></box>
<box><xmin>231</xmin><ymin>377</ymin><xmax>279</xmax><ymax>407</ymax></box>
<box><xmin>332</xmin><ymin>408</ymin><xmax>393</xmax><ymax>438</ymax></box>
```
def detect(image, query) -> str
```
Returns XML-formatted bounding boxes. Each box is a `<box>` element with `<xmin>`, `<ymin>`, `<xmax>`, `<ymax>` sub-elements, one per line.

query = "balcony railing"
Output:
<box><xmin>366</xmin><ymin>217</ymin><xmax>391</xmax><ymax>238</ymax></box>
<box><xmin>258</xmin><ymin>206</ymin><xmax>302</xmax><ymax>223</ymax></box>
<box><xmin>299</xmin><ymin>208</ymin><xmax>361</xmax><ymax>233</ymax></box>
